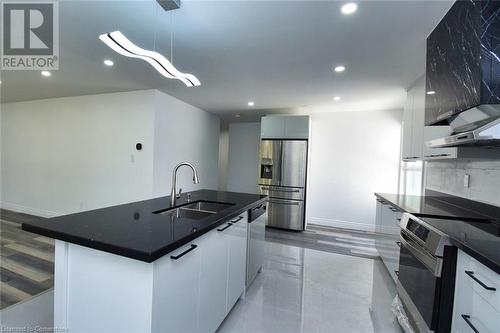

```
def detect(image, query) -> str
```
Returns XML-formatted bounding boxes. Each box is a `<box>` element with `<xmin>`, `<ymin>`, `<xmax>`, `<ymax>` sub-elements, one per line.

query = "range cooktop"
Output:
<box><xmin>416</xmin><ymin>215</ymin><xmax>500</xmax><ymax>274</ymax></box>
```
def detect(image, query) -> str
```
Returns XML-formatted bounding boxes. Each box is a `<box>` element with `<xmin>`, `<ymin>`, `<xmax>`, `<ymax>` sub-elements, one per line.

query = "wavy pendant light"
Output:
<box><xmin>99</xmin><ymin>31</ymin><xmax>200</xmax><ymax>87</ymax></box>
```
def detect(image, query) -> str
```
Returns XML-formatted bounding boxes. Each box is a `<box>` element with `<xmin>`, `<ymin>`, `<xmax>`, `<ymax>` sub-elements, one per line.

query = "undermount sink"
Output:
<box><xmin>153</xmin><ymin>200</ymin><xmax>234</xmax><ymax>220</ymax></box>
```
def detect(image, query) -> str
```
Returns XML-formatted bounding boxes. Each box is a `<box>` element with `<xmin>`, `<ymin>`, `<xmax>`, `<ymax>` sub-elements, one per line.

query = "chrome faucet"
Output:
<box><xmin>170</xmin><ymin>162</ymin><xmax>200</xmax><ymax>206</ymax></box>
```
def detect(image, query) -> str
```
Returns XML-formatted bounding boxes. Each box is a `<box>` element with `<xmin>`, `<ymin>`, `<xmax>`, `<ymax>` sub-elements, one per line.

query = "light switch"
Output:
<box><xmin>464</xmin><ymin>174</ymin><xmax>470</xmax><ymax>188</ymax></box>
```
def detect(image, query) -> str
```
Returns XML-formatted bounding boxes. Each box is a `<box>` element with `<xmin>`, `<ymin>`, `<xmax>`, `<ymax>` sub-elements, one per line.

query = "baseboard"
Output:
<box><xmin>307</xmin><ymin>217</ymin><xmax>376</xmax><ymax>233</ymax></box>
<box><xmin>0</xmin><ymin>201</ymin><xmax>62</xmax><ymax>218</ymax></box>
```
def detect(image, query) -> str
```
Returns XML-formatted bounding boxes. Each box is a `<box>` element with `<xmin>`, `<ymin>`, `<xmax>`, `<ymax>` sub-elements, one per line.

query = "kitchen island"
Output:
<box><xmin>22</xmin><ymin>190</ymin><xmax>267</xmax><ymax>333</ymax></box>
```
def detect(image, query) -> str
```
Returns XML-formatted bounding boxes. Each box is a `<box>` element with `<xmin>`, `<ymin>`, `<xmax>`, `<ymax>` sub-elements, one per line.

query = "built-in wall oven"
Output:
<box><xmin>397</xmin><ymin>213</ymin><xmax>457</xmax><ymax>333</ymax></box>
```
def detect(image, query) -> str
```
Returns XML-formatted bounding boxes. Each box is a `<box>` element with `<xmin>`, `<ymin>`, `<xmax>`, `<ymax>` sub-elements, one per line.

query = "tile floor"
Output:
<box><xmin>218</xmin><ymin>240</ymin><xmax>400</xmax><ymax>333</ymax></box>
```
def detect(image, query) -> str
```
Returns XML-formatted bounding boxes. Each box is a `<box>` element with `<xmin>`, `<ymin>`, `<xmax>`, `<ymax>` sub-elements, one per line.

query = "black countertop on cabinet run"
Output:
<box><xmin>22</xmin><ymin>190</ymin><xmax>267</xmax><ymax>263</ymax></box>
<box><xmin>420</xmin><ymin>216</ymin><xmax>500</xmax><ymax>275</ymax></box>
<box><xmin>374</xmin><ymin>192</ymin><xmax>495</xmax><ymax>221</ymax></box>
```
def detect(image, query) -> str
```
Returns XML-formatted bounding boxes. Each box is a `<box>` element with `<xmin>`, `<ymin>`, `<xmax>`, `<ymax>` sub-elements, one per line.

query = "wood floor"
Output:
<box><xmin>0</xmin><ymin>209</ymin><xmax>54</xmax><ymax>310</ymax></box>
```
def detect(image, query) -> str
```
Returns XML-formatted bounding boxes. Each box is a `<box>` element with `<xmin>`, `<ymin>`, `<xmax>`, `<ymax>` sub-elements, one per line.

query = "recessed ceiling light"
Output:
<box><xmin>248</xmin><ymin>101</ymin><xmax>255</xmax><ymax>107</ymax></box>
<box><xmin>341</xmin><ymin>3</ymin><xmax>358</xmax><ymax>15</ymax></box>
<box><xmin>99</xmin><ymin>31</ymin><xmax>200</xmax><ymax>87</ymax></box>
<box><xmin>334</xmin><ymin>65</ymin><xmax>346</xmax><ymax>73</ymax></box>
<box><xmin>333</xmin><ymin>96</ymin><xmax>341</xmax><ymax>101</ymax></box>
<box><xmin>41</xmin><ymin>71</ymin><xmax>51</xmax><ymax>77</ymax></box>
<box><xmin>426</xmin><ymin>90</ymin><xmax>436</xmax><ymax>95</ymax></box>
<box><xmin>104</xmin><ymin>59</ymin><xmax>114</xmax><ymax>66</ymax></box>
<box><xmin>235</xmin><ymin>113</ymin><xmax>241</xmax><ymax>118</ymax></box>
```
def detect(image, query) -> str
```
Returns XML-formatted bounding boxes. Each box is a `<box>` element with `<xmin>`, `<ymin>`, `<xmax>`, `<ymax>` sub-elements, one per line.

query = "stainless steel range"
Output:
<box><xmin>257</xmin><ymin>140</ymin><xmax>307</xmax><ymax>231</ymax></box>
<box><xmin>397</xmin><ymin>213</ymin><xmax>456</xmax><ymax>333</ymax></box>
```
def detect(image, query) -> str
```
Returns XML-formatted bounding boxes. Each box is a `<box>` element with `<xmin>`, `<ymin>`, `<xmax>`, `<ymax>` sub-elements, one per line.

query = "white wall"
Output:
<box><xmin>1</xmin><ymin>91</ymin><xmax>156</xmax><ymax>216</ymax></box>
<box><xmin>152</xmin><ymin>90</ymin><xmax>220</xmax><ymax>197</ymax></box>
<box><xmin>1</xmin><ymin>89</ymin><xmax>221</xmax><ymax>217</ymax></box>
<box><xmin>425</xmin><ymin>160</ymin><xmax>500</xmax><ymax>207</ymax></box>
<box><xmin>226</xmin><ymin>122</ymin><xmax>260</xmax><ymax>193</ymax></box>
<box><xmin>307</xmin><ymin>110</ymin><xmax>402</xmax><ymax>232</ymax></box>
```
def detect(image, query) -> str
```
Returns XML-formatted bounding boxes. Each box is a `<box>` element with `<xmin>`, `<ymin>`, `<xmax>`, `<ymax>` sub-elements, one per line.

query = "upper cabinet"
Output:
<box><xmin>261</xmin><ymin>115</ymin><xmax>309</xmax><ymax>139</ymax></box>
<box><xmin>425</xmin><ymin>0</ymin><xmax>500</xmax><ymax>125</ymax></box>
<box><xmin>402</xmin><ymin>75</ymin><xmax>457</xmax><ymax>161</ymax></box>
<box><xmin>402</xmin><ymin>76</ymin><xmax>425</xmax><ymax>161</ymax></box>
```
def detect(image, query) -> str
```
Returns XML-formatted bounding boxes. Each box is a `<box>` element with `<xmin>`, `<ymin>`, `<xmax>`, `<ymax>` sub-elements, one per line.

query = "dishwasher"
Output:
<box><xmin>246</xmin><ymin>202</ymin><xmax>267</xmax><ymax>288</ymax></box>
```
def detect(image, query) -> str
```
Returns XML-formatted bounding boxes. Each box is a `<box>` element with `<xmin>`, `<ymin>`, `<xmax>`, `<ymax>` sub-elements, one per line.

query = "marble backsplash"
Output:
<box><xmin>425</xmin><ymin>160</ymin><xmax>500</xmax><ymax>207</ymax></box>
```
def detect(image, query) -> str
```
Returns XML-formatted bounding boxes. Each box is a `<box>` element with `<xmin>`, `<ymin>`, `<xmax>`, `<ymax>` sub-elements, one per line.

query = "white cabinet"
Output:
<box><xmin>452</xmin><ymin>249</ymin><xmax>500</xmax><ymax>333</ymax></box>
<box><xmin>55</xmin><ymin>211</ymin><xmax>251</xmax><ymax>333</ymax></box>
<box><xmin>199</xmin><ymin>211</ymin><xmax>249</xmax><ymax>332</ymax></box>
<box><xmin>402</xmin><ymin>75</ymin><xmax>457</xmax><ymax>161</ymax></box>
<box><xmin>152</xmin><ymin>243</ymin><xmax>201</xmax><ymax>333</ymax></box>
<box><xmin>411</xmin><ymin>76</ymin><xmax>425</xmax><ymax>159</ymax></box>
<box><xmin>402</xmin><ymin>90</ymin><xmax>415</xmax><ymax>160</ymax></box>
<box><xmin>284</xmin><ymin>116</ymin><xmax>309</xmax><ymax>139</ymax></box>
<box><xmin>402</xmin><ymin>75</ymin><xmax>425</xmax><ymax>161</ymax></box>
<box><xmin>199</xmin><ymin>227</ymin><xmax>230</xmax><ymax>333</ymax></box>
<box><xmin>374</xmin><ymin>198</ymin><xmax>402</xmax><ymax>283</ymax></box>
<box><xmin>261</xmin><ymin>116</ymin><xmax>286</xmax><ymax>138</ymax></box>
<box><xmin>226</xmin><ymin>214</ymin><xmax>248</xmax><ymax>314</ymax></box>
<box><xmin>261</xmin><ymin>115</ymin><xmax>309</xmax><ymax>139</ymax></box>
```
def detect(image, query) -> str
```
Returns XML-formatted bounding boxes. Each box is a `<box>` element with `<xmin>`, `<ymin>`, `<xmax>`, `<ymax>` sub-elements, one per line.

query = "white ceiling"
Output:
<box><xmin>0</xmin><ymin>0</ymin><xmax>453</xmax><ymax>121</ymax></box>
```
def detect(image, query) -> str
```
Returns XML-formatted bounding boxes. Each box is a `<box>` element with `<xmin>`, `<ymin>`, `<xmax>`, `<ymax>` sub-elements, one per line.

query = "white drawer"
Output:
<box><xmin>452</xmin><ymin>286</ymin><xmax>500</xmax><ymax>333</ymax></box>
<box><xmin>459</xmin><ymin>251</ymin><xmax>499</xmax><ymax>311</ymax></box>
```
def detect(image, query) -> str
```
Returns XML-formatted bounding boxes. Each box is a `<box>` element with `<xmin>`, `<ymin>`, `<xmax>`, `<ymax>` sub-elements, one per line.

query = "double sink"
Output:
<box><xmin>153</xmin><ymin>201</ymin><xmax>234</xmax><ymax>220</ymax></box>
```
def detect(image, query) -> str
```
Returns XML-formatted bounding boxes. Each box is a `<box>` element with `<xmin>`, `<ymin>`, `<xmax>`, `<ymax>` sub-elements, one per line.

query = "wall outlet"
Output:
<box><xmin>464</xmin><ymin>174</ymin><xmax>470</xmax><ymax>188</ymax></box>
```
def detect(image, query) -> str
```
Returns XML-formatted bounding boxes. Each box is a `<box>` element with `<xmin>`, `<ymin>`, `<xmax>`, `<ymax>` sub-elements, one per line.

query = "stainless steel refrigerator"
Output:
<box><xmin>257</xmin><ymin>140</ymin><xmax>307</xmax><ymax>231</ymax></box>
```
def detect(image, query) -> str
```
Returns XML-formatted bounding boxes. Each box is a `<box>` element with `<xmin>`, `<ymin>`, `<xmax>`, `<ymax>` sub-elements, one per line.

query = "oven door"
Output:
<box><xmin>397</xmin><ymin>233</ymin><xmax>442</xmax><ymax>332</ymax></box>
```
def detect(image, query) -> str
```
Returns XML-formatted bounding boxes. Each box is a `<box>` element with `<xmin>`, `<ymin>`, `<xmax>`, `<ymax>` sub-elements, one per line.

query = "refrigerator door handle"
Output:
<box><xmin>280</xmin><ymin>141</ymin><xmax>284</xmax><ymax>186</ymax></box>
<box><xmin>271</xmin><ymin>141</ymin><xmax>283</xmax><ymax>186</ymax></box>
<box><xmin>261</xmin><ymin>187</ymin><xmax>301</xmax><ymax>193</ymax></box>
<box><xmin>268</xmin><ymin>199</ymin><xmax>301</xmax><ymax>206</ymax></box>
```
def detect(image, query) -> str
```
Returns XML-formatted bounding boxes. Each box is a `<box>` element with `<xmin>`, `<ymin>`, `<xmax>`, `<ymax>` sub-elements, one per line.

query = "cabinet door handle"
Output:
<box><xmin>170</xmin><ymin>244</ymin><xmax>197</xmax><ymax>260</ymax></box>
<box><xmin>461</xmin><ymin>315</ymin><xmax>480</xmax><ymax>333</ymax></box>
<box><xmin>217</xmin><ymin>223</ymin><xmax>233</xmax><ymax>232</ymax></box>
<box><xmin>230</xmin><ymin>216</ymin><xmax>244</xmax><ymax>223</ymax></box>
<box><xmin>395</xmin><ymin>241</ymin><xmax>402</xmax><ymax>247</ymax></box>
<box><xmin>465</xmin><ymin>271</ymin><xmax>496</xmax><ymax>291</ymax></box>
<box><xmin>394</xmin><ymin>270</ymin><xmax>399</xmax><ymax>277</ymax></box>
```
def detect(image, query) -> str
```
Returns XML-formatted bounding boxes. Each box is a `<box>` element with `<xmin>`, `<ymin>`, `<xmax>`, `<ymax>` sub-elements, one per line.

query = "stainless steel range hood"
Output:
<box><xmin>426</xmin><ymin>105</ymin><xmax>500</xmax><ymax>148</ymax></box>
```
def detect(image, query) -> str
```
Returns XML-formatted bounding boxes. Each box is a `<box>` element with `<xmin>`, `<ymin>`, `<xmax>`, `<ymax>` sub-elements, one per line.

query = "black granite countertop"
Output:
<box><xmin>22</xmin><ymin>190</ymin><xmax>267</xmax><ymax>262</ymax></box>
<box><xmin>420</xmin><ymin>216</ymin><xmax>500</xmax><ymax>275</ymax></box>
<box><xmin>374</xmin><ymin>192</ymin><xmax>494</xmax><ymax>221</ymax></box>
